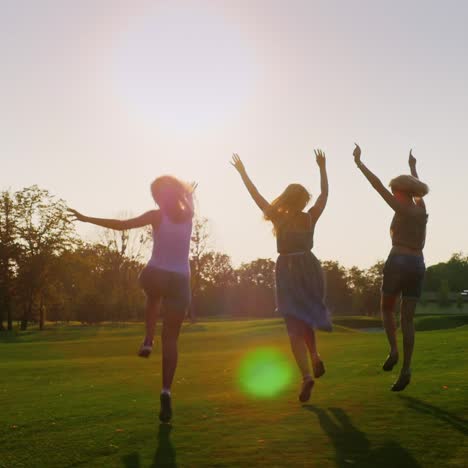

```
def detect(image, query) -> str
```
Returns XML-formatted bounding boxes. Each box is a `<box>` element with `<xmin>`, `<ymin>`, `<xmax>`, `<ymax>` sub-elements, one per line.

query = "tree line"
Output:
<box><xmin>0</xmin><ymin>186</ymin><xmax>466</xmax><ymax>330</ymax></box>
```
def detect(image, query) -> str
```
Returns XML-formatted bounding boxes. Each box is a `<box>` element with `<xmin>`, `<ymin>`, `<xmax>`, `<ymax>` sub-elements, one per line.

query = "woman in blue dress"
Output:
<box><xmin>231</xmin><ymin>151</ymin><xmax>331</xmax><ymax>402</ymax></box>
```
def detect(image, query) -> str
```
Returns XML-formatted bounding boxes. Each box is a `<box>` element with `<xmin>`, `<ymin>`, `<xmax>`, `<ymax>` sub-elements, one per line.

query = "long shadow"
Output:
<box><xmin>122</xmin><ymin>452</ymin><xmax>140</xmax><ymax>468</ymax></box>
<box><xmin>152</xmin><ymin>424</ymin><xmax>177</xmax><ymax>467</ymax></box>
<box><xmin>122</xmin><ymin>424</ymin><xmax>177</xmax><ymax>468</ymax></box>
<box><xmin>399</xmin><ymin>395</ymin><xmax>468</xmax><ymax>435</ymax></box>
<box><xmin>304</xmin><ymin>406</ymin><xmax>421</xmax><ymax>468</ymax></box>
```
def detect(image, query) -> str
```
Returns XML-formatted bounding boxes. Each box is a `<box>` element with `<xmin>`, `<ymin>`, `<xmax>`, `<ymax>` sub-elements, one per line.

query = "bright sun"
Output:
<box><xmin>112</xmin><ymin>4</ymin><xmax>258</xmax><ymax>132</ymax></box>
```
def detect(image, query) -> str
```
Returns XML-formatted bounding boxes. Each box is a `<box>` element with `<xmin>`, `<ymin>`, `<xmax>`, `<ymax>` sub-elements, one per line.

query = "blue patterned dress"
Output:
<box><xmin>275</xmin><ymin>214</ymin><xmax>332</xmax><ymax>332</ymax></box>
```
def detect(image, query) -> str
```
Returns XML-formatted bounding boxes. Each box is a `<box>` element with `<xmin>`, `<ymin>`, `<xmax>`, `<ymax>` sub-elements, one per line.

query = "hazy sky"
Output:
<box><xmin>1</xmin><ymin>0</ymin><xmax>467</xmax><ymax>268</ymax></box>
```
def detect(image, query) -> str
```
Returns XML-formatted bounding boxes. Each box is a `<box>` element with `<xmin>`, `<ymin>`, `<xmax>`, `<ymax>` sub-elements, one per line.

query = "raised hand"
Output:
<box><xmin>409</xmin><ymin>149</ymin><xmax>416</xmax><ymax>168</ymax></box>
<box><xmin>353</xmin><ymin>143</ymin><xmax>362</xmax><ymax>165</ymax></box>
<box><xmin>314</xmin><ymin>149</ymin><xmax>326</xmax><ymax>168</ymax></box>
<box><xmin>68</xmin><ymin>208</ymin><xmax>87</xmax><ymax>222</ymax></box>
<box><xmin>231</xmin><ymin>153</ymin><xmax>246</xmax><ymax>175</ymax></box>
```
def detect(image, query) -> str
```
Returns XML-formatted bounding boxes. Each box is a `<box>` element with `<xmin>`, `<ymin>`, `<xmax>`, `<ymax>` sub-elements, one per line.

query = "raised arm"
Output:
<box><xmin>309</xmin><ymin>149</ymin><xmax>328</xmax><ymax>221</ymax></box>
<box><xmin>353</xmin><ymin>144</ymin><xmax>406</xmax><ymax>213</ymax></box>
<box><xmin>68</xmin><ymin>209</ymin><xmax>159</xmax><ymax>230</ymax></box>
<box><xmin>409</xmin><ymin>149</ymin><xmax>426</xmax><ymax>209</ymax></box>
<box><xmin>231</xmin><ymin>153</ymin><xmax>270</xmax><ymax>212</ymax></box>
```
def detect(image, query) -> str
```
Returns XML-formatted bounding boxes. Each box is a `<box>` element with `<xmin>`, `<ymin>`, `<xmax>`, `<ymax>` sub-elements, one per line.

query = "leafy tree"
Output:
<box><xmin>0</xmin><ymin>190</ymin><xmax>19</xmax><ymax>330</ymax></box>
<box><xmin>438</xmin><ymin>280</ymin><xmax>450</xmax><ymax>307</ymax></box>
<box><xmin>322</xmin><ymin>261</ymin><xmax>353</xmax><ymax>315</ymax></box>
<box><xmin>236</xmin><ymin>259</ymin><xmax>276</xmax><ymax>318</ymax></box>
<box><xmin>189</xmin><ymin>216</ymin><xmax>211</xmax><ymax>319</ymax></box>
<box><xmin>13</xmin><ymin>186</ymin><xmax>77</xmax><ymax>329</ymax></box>
<box><xmin>425</xmin><ymin>253</ymin><xmax>468</xmax><ymax>293</ymax></box>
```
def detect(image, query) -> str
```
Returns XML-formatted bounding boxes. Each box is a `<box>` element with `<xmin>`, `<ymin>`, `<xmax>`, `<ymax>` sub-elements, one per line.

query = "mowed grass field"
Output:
<box><xmin>1</xmin><ymin>318</ymin><xmax>467</xmax><ymax>468</ymax></box>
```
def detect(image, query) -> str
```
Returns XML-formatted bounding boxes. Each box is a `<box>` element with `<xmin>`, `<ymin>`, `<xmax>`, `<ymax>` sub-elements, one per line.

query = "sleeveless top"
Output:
<box><xmin>390</xmin><ymin>209</ymin><xmax>428</xmax><ymax>251</ymax></box>
<box><xmin>147</xmin><ymin>213</ymin><xmax>193</xmax><ymax>276</ymax></box>
<box><xmin>276</xmin><ymin>213</ymin><xmax>315</xmax><ymax>254</ymax></box>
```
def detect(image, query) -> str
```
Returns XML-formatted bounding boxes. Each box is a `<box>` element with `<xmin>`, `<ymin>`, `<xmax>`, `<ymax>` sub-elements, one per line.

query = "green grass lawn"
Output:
<box><xmin>1</xmin><ymin>319</ymin><xmax>467</xmax><ymax>467</ymax></box>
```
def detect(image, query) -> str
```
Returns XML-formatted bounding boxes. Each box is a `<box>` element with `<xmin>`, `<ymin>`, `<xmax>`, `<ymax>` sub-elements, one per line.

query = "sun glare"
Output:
<box><xmin>112</xmin><ymin>4</ymin><xmax>258</xmax><ymax>132</ymax></box>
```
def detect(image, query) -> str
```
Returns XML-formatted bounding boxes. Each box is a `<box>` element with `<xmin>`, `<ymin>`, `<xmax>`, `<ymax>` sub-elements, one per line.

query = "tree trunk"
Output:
<box><xmin>0</xmin><ymin>295</ymin><xmax>12</xmax><ymax>330</ymax></box>
<box><xmin>39</xmin><ymin>296</ymin><xmax>45</xmax><ymax>331</ymax></box>
<box><xmin>0</xmin><ymin>296</ymin><xmax>4</xmax><ymax>330</ymax></box>
<box><xmin>21</xmin><ymin>299</ymin><xmax>33</xmax><ymax>331</ymax></box>
<box><xmin>7</xmin><ymin>298</ymin><xmax>13</xmax><ymax>330</ymax></box>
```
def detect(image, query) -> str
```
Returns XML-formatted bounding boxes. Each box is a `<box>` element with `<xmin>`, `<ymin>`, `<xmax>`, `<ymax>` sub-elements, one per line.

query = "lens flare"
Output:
<box><xmin>237</xmin><ymin>348</ymin><xmax>293</xmax><ymax>398</ymax></box>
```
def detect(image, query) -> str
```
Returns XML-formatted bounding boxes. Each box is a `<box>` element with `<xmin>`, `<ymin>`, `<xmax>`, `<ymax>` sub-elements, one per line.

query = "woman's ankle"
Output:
<box><xmin>143</xmin><ymin>336</ymin><xmax>154</xmax><ymax>346</ymax></box>
<box><xmin>400</xmin><ymin>366</ymin><xmax>411</xmax><ymax>375</ymax></box>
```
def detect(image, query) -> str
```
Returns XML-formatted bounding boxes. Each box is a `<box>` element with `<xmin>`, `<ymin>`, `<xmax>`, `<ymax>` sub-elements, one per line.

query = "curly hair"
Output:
<box><xmin>389</xmin><ymin>175</ymin><xmax>429</xmax><ymax>198</ymax></box>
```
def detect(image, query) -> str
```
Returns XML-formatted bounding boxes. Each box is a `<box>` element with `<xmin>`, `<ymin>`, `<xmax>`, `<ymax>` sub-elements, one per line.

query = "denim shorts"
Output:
<box><xmin>382</xmin><ymin>254</ymin><xmax>426</xmax><ymax>300</ymax></box>
<box><xmin>139</xmin><ymin>266</ymin><xmax>191</xmax><ymax>314</ymax></box>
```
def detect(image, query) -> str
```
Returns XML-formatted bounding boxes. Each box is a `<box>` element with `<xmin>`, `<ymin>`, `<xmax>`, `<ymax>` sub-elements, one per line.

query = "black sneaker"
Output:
<box><xmin>138</xmin><ymin>338</ymin><xmax>154</xmax><ymax>358</ymax></box>
<box><xmin>299</xmin><ymin>379</ymin><xmax>315</xmax><ymax>403</ymax></box>
<box><xmin>391</xmin><ymin>372</ymin><xmax>411</xmax><ymax>392</ymax></box>
<box><xmin>159</xmin><ymin>393</ymin><xmax>172</xmax><ymax>423</ymax></box>
<box><xmin>382</xmin><ymin>354</ymin><xmax>398</xmax><ymax>372</ymax></box>
<box><xmin>313</xmin><ymin>360</ymin><xmax>325</xmax><ymax>379</ymax></box>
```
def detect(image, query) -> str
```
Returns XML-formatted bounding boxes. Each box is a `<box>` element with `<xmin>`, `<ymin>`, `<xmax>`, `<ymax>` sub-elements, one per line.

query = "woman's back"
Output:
<box><xmin>148</xmin><ymin>213</ymin><xmax>192</xmax><ymax>275</ymax></box>
<box><xmin>275</xmin><ymin>212</ymin><xmax>315</xmax><ymax>254</ymax></box>
<box><xmin>390</xmin><ymin>207</ymin><xmax>428</xmax><ymax>251</ymax></box>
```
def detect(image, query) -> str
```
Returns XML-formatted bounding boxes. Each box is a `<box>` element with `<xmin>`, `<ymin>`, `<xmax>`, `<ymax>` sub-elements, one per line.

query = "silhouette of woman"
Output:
<box><xmin>70</xmin><ymin>175</ymin><xmax>196</xmax><ymax>422</ymax></box>
<box><xmin>353</xmin><ymin>145</ymin><xmax>429</xmax><ymax>391</ymax></box>
<box><xmin>231</xmin><ymin>151</ymin><xmax>331</xmax><ymax>402</ymax></box>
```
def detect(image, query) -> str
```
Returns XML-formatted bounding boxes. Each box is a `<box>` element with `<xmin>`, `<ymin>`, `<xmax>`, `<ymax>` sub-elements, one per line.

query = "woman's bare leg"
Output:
<box><xmin>381</xmin><ymin>294</ymin><xmax>399</xmax><ymax>358</ymax></box>
<box><xmin>400</xmin><ymin>298</ymin><xmax>417</xmax><ymax>374</ymax></box>
<box><xmin>285</xmin><ymin>316</ymin><xmax>315</xmax><ymax>402</ymax></box>
<box><xmin>304</xmin><ymin>327</ymin><xmax>320</xmax><ymax>365</ymax></box>
<box><xmin>288</xmin><ymin>334</ymin><xmax>312</xmax><ymax>379</ymax></box>
<box><xmin>161</xmin><ymin>311</ymin><xmax>185</xmax><ymax>391</ymax></box>
<box><xmin>285</xmin><ymin>316</ymin><xmax>311</xmax><ymax>378</ymax></box>
<box><xmin>144</xmin><ymin>296</ymin><xmax>161</xmax><ymax>344</ymax></box>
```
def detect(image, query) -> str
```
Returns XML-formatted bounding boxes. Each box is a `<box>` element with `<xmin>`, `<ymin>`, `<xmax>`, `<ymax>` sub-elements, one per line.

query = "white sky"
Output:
<box><xmin>1</xmin><ymin>0</ymin><xmax>467</xmax><ymax>268</ymax></box>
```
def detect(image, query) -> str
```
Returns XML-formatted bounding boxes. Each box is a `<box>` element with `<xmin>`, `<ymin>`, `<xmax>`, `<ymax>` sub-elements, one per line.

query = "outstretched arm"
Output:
<box><xmin>409</xmin><ymin>149</ymin><xmax>426</xmax><ymax>209</ymax></box>
<box><xmin>68</xmin><ymin>209</ymin><xmax>159</xmax><ymax>230</ymax></box>
<box><xmin>309</xmin><ymin>149</ymin><xmax>328</xmax><ymax>221</ymax></box>
<box><xmin>231</xmin><ymin>153</ymin><xmax>270</xmax><ymax>212</ymax></box>
<box><xmin>353</xmin><ymin>144</ymin><xmax>406</xmax><ymax>213</ymax></box>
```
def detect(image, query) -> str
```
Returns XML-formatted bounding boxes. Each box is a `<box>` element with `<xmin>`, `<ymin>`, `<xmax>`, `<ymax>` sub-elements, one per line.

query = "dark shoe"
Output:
<box><xmin>313</xmin><ymin>360</ymin><xmax>325</xmax><ymax>379</ymax></box>
<box><xmin>138</xmin><ymin>338</ymin><xmax>154</xmax><ymax>358</ymax></box>
<box><xmin>391</xmin><ymin>372</ymin><xmax>411</xmax><ymax>392</ymax></box>
<box><xmin>382</xmin><ymin>353</ymin><xmax>399</xmax><ymax>372</ymax></box>
<box><xmin>299</xmin><ymin>379</ymin><xmax>315</xmax><ymax>403</ymax></box>
<box><xmin>138</xmin><ymin>343</ymin><xmax>152</xmax><ymax>358</ymax></box>
<box><xmin>159</xmin><ymin>393</ymin><xmax>172</xmax><ymax>423</ymax></box>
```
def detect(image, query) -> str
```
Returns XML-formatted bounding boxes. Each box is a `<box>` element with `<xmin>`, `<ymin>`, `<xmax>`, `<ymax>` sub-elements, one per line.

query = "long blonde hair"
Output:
<box><xmin>264</xmin><ymin>184</ymin><xmax>311</xmax><ymax>235</ymax></box>
<box><xmin>151</xmin><ymin>175</ymin><xmax>194</xmax><ymax>223</ymax></box>
<box><xmin>389</xmin><ymin>175</ymin><xmax>429</xmax><ymax>198</ymax></box>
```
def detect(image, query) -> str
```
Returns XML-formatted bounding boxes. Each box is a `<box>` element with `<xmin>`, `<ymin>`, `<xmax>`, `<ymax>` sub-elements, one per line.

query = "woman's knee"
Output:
<box><xmin>381</xmin><ymin>295</ymin><xmax>398</xmax><ymax>314</ymax></box>
<box><xmin>401</xmin><ymin>299</ymin><xmax>417</xmax><ymax>323</ymax></box>
<box><xmin>162</xmin><ymin>314</ymin><xmax>184</xmax><ymax>342</ymax></box>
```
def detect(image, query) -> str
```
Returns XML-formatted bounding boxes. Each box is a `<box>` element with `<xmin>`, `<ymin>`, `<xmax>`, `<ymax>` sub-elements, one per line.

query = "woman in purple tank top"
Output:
<box><xmin>69</xmin><ymin>175</ymin><xmax>195</xmax><ymax>423</ymax></box>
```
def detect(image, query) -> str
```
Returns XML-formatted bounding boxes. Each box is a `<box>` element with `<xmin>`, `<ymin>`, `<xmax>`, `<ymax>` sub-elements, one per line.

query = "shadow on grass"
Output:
<box><xmin>122</xmin><ymin>424</ymin><xmax>176</xmax><ymax>468</ymax></box>
<box><xmin>399</xmin><ymin>395</ymin><xmax>468</xmax><ymax>435</ymax></box>
<box><xmin>304</xmin><ymin>406</ymin><xmax>421</xmax><ymax>468</ymax></box>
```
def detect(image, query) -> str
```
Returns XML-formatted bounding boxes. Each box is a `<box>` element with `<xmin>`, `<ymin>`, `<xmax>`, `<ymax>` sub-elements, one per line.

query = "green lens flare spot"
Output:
<box><xmin>238</xmin><ymin>348</ymin><xmax>293</xmax><ymax>398</ymax></box>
